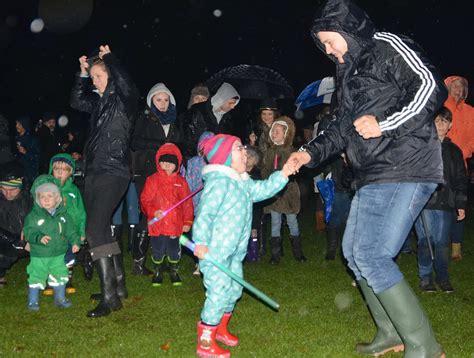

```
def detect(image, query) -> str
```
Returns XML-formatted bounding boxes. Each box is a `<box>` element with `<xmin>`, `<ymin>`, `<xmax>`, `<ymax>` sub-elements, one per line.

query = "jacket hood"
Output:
<box><xmin>444</xmin><ymin>76</ymin><xmax>469</xmax><ymax>101</ymax></box>
<box><xmin>197</xmin><ymin>131</ymin><xmax>215</xmax><ymax>152</ymax></box>
<box><xmin>146</xmin><ymin>83</ymin><xmax>176</xmax><ymax>108</ymax></box>
<box><xmin>48</xmin><ymin>153</ymin><xmax>76</xmax><ymax>176</ymax></box>
<box><xmin>16</xmin><ymin>116</ymin><xmax>32</xmax><ymax>132</ymax></box>
<box><xmin>30</xmin><ymin>174</ymin><xmax>63</xmax><ymax>209</ymax></box>
<box><xmin>210</xmin><ymin>82</ymin><xmax>240</xmax><ymax>111</ymax></box>
<box><xmin>310</xmin><ymin>0</ymin><xmax>375</xmax><ymax>62</ymax></box>
<box><xmin>155</xmin><ymin>143</ymin><xmax>183</xmax><ymax>175</ymax></box>
<box><xmin>269</xmin><ymin>116</ymin><xmax>295</xmax><ymax>146</ymax></box>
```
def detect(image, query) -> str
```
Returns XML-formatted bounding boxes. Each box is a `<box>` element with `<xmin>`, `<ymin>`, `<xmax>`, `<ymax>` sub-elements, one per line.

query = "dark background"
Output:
<box><xmin>0</xmin><ymin>0</ymin><xmax>472</xmax><ymax>125</ymax></box>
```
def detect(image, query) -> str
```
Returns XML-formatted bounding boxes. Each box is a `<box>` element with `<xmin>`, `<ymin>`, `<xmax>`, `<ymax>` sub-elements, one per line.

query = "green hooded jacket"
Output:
<box><xmin>49</xmin><ymin>153</ymin><xmax>86</xmax><ymax>237</ymax></box>
<box><xmin>24</xmin><ymin>174</ymin><xmax>81</xmax><ymax>258</ymax></box>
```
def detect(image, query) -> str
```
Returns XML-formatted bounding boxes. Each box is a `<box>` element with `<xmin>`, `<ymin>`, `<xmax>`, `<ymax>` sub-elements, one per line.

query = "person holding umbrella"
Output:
<box><xmin>289</xmin><ymin>0</ymin><xmax>447</xmax><ymax>356</ymax></box>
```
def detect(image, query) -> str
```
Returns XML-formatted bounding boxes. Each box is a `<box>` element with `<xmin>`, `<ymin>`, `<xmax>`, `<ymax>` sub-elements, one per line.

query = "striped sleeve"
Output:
<box><xmin>373</xmin><ymin>32</ymin><xmax>436</xmax><ymax>132</ymax></box>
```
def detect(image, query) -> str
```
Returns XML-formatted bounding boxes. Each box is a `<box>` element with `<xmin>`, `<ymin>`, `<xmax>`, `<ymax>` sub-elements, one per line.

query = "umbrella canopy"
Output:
<box><xmin>205</xmin><ymin>64</ymin><xmax>294</xmax><ymax>100</ymax></box>
<box><xmin>295</xmin><ymin>77</ymin><xmax>335</xmax><ymax>111</ymax></box>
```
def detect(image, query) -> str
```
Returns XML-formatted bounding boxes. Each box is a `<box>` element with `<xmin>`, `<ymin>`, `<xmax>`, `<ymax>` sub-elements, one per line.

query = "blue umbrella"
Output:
<box><xmin>295</xmin><ymin>77</ymin><xmax>335</xmax><ymax>111</ymax></box>
<box><xmin>315</xmin><ymin>176</ymin><xmax>335</xmax><ymax>223</ymax></box>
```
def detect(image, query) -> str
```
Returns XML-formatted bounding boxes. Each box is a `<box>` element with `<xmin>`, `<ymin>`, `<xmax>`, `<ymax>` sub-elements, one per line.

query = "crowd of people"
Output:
<box><xmin>1</xmin><ymin>0</ymin><xmax>473</xmax><ymax>356</ymax></box>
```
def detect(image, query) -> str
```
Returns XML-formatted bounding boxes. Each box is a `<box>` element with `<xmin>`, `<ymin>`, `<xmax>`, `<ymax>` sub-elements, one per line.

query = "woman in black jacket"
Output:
<box><xmin>130</xmin><ymin>82</ymin><xmax>185</xmax><ymax>275</ymax></box>
<box><xmin>290</xmin><ymin>0</ymin><xmax>447</xmax><ymax>356</ymax></box>
<box><xmin>70</xmin><ymin>45</ymin><xmax>139</xmax><ymax>318</ymax></box>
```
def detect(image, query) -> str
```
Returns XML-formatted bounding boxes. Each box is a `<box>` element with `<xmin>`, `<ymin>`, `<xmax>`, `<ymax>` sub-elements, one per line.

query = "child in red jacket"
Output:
<box><xmin>140</xmin><ymin>143</ymin><xmax>193</xmax><ymax>286</ymax></box>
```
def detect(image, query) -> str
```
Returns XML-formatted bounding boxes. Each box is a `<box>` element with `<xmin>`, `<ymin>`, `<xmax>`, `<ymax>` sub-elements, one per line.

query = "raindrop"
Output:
<box><xmin>58</xmin><ymin>115</ymin><xmax>69</xmax><ymax>127</ymax></box>
<box><xmin>123</xmin><ymin>24</ymin><xmax>128</xmax><ymax>29</ymax></box>
<box><xmin>294</xmin><ymin>110</ymin><xmax>305</xmax><ymax>120</ymax></box>
<box><xmin>30</xmin><ymin>18</ymin><xmax>45</xmax><ymax>33</ymax></box>
<box><xmin>334</xmin><ymin>291</ymin><xmax>353</xmax><ymax>311</ymax></box>
<box><xmin>5</xmin><ymin>15</ymin><xmax>18</xmax><ymax>27</ymax></box>
<box><xmin>154</xmin><ymin>17</ymin><xmax>160</xmax><ymax>23</ymax></box>
<box><xmin>213</xmin><ymin>9</ymin><xmax>222</xmax><ymax>17</ymax></box>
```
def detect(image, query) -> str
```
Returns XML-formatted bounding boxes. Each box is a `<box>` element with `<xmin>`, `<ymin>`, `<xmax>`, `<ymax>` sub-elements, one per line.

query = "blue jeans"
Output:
<box><xmin>450</xmin><ymin>218</ymin><xmax>464</xmax><ymax>244</ymax></box>
<box><xmin>270</xmin><ymin>211</ymin><xmax>299</xmax><ymax>237</ymax></box>
<box><xmin>414</xmin><ymin>209</ymin><xmax>453</xmax><ymax>283</ymax></box>
<box><xmin>112</xmin><ymin>181</ymin><xmax>140</xmax><ymax>225</ymax></box>
<box><xmin>342</xmin><ymin>183</ymin><xmax>436</xmax><ymax>294</ymax></box>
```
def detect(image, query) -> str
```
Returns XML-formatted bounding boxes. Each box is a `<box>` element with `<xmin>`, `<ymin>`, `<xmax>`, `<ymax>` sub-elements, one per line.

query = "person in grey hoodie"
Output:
<box><xmin>182</xmin><ymin>82</ymin><xmax>240</xmax><ymax>156</ymax></box>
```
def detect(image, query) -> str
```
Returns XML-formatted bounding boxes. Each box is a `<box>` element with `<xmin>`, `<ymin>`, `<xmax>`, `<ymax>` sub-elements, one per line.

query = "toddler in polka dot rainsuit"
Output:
<box><xmin>193</xmin><ymin>134</ymin><xmax>298</xmax><ymax>357</ymax></box>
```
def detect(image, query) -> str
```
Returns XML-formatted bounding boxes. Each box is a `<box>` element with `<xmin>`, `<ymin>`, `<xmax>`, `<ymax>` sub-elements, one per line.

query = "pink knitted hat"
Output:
<box><xmin>202</xmin><ymin>134</ymin><xmax>240</xmax><ymax>166</ymax></box>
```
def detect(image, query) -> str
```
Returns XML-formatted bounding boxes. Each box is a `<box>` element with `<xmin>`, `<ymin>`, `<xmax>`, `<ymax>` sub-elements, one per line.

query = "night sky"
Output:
<box><xmin>1</xmin><ymin>0</ymin><xmax>472</xmax><ymax>125</ymax></box>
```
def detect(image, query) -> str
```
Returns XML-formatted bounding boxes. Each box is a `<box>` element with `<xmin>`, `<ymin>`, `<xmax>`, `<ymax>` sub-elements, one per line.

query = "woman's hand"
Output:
<box><xmin>72</xmin><ymin>245</ymin><xmax>80</xmax><ymax>253</ymax></box>
<box><xmin>154</xmin><ymin>210</ymin><xmax>164</xmax><ymax>219</ymax></box>
<box><xmin>79</xmin><ymin>55</ymin><xmax>89</xmax><ymax>75</ymax></box>
<box><xmin>98</xmin><ymin>45</ymin><xmax>111</xmax><ymax>59</ymax></box>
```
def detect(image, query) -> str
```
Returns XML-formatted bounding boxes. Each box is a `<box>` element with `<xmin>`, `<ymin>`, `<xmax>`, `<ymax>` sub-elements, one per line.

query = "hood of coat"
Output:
<box><xmin>310</xmin><ymin>0</ymin><xmax>375</xmax><ymax>63</ymax></box>
<box><xmin>210</xmin><ymin>82</ymin><xmax>240</xmax><ymax>111</ymax></box>
<box><xmin>146</xmin><ymin>82</ymin><xmax>177</xmax><ymax>108</ymax></box>
<box><xmin>48</xmin><ymin>152</ymin><xmax>76</xmax><ymax>175</ymax></box>
<box><xmin>30</xmin><ymin>174</ymin><xmax>63</xmax><ymax>211</ymax></box>
<box><xmin>269</xmin><ymin>116</ymin><xmax>295</xmax><ymax>147</ymax></box>
<box><xmin>155</xmin><ymin>143</ymin><xmax>183</xmax><ymax>175</ymax></box>
<box><xmin>444</xmin><ymin>75</ymin><xmax>469</xmax><ymax>102</ymax></box>
<box><xmin>202</xmin><ymin>164</ymin><xmax>250</xmax><ymax>182</ymax></box>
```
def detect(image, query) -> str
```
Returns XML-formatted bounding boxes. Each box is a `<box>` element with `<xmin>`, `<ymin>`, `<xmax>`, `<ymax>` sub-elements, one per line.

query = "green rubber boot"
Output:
<box><xmin>376</xmin><ymin>279</ymin><xmax>445</xmax><ymax>358</ymax></box>
<box><xmin>356</xmin><ymin>279</ymin><xmax>404</xmax><ymax>356</ymax></box>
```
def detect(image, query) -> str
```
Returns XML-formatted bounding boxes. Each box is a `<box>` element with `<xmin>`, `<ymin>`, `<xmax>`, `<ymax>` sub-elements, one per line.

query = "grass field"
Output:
<box><xmin>1</xmin><ymin>206</ymin><xmax>473</xmax><ymax>357</ymax></box>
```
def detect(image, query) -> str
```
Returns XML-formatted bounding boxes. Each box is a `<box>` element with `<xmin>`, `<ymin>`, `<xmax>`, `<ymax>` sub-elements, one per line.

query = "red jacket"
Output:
<box><xmin>140</xmin><ymin>143</ymin><xmax>193</xmax><ymax>236</ymax></box>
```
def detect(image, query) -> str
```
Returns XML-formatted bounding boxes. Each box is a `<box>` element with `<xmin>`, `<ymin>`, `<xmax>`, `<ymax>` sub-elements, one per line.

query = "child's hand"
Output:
<box><xmin>194</xmin><ymin>245</ymin><xmax>208</xmax><ymax>260</ymax></box>
<box><xmin>40</xmin><ymin>236</ymin><xmax>51</xmax><ymax>245</ymax></box>
<box><xmin>281</xmin><ymin>158</ymin><xmax>298</xmax><ymax>178</ymax></box>
<box><xmin>72</xmin><ymin>245</ymin><xmax>80</xmax><ymax>253</ymax></box>
<box><xmin>25</xmin><ymin>243</ymin><xmax>30</xmax><ymax>252</ymax></box>
<box><xmin>154</xmin><ymin>210</ymin><xmax>164</xmax><ymax>219</ymax></box>
<box><xmin>183</xmin><ymin>225</ymin><xmax>191</xmax><ymax>233</ymax></box>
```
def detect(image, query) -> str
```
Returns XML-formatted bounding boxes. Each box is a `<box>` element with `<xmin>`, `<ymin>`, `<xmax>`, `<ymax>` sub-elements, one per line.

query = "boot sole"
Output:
<box><xmin>372</xmin><ymin>344</ymin><xmax>404</xmax><ymax>356</ymax></box>
<box><xmin>66</xmin><ymin>287</ymin><xmax>76</xmax><ymax>294</ymax></box>
<box><xmin>152</xmin><ymin>283</ymin><xmax>163</xmax><ymax>287</ymax></box>
<box><xmin>171</xmin><ymin>282</ymin><xmax>183</xmax><ymax>287</ymax></box>
<box><xmin>197</xmin><ymin>348</ymin><xmax>230</xmax><ymax>358</ymax></box>
<box><xmin>216</xmin><ymin>334</ymin><xmax>239</xmax><ymax>347</ymax></box>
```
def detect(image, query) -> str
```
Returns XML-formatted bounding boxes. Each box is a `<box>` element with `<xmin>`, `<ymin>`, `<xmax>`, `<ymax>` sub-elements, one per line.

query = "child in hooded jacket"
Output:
<box><xmin>23</xmin><ymin>175</ymin><xmax>81</xmax><ymax>311</ymax></box>
<box><xmin>193</xmin><ymin>134</ymin><xmax>297</xmax><ymax>358</ymax></box>
<box><xmin>261</xmin><ymin>116</ymin><xmax>306</xmax><ymax>264</ymax></box>
<box><xmin>140</xmin><ymin>143</ymin><xmax>193</xmax><ymax>287</ymax></box>
<box><xmin>44</xmin><ymin>153</ymin><xmax>86</xmax><ymax>295</ymax></box>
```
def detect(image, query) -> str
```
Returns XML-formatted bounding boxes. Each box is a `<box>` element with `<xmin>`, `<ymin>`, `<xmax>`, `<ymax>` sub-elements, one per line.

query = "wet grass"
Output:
<box><xmin>0</xmin><ymin>208</ymin><xmax>473</xmax><ymax>357</ymax></box>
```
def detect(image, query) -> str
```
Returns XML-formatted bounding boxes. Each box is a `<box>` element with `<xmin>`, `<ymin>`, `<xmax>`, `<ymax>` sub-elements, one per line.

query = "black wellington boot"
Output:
<box><xmin>269</xmin><ymin>237</ymin><xmax>282</xmax><ymax>265</ymax></box>
<box><xmin>325</xmin><ymin>228</ymin><xmax>339</xmax><ymax>261</ymax></box>
<box><xmin>168</xmin><ymin>260</ymin><xmax>182</xmax><ymax>286</ymax></box>
<box><xmin>289</xmin><ymin>235</ymin><xmax>307</xmax><ymax>262</ymax></box>
<box><xmin>132</xmin><ymin>230</ymin><xmax>152</xmax><ymax>276</ymax></box>
<box><xmin>127</xmin><ymin>224</ymin><xmax>137</xmax><ymax>253</ymax></box>
<box><xmin>111</xmin><ymin>224</ymin><xmax>124</xmax><ymax>253</ymax></box>
<box><xmin>112</xmin><ymin>254</ymin><xmax>128</xmax><ymax>299</ymax></box>
<box><xmin>87</xmin><ymin>256</ymin><xmax>122</xmax><ymax>318</ymax></box>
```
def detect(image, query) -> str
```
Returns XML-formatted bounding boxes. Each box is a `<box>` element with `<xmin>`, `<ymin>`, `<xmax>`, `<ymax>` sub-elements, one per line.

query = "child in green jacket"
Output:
<box><xmin>46</xmin><ymin>153</ymin><xmax>86</xmax><ymax>294</ymax></box>
<box><xmin>24</xmin><ymin>175</ymin><xmax>81</xmax><ymax>311</ymax></box>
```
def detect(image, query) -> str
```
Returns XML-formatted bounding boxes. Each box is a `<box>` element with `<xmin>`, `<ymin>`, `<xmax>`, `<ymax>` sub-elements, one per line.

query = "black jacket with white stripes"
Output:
<box><xmin>302</xmin><ymin>0</ymin><xmax>447</xmax><ymax>190</ymax></box>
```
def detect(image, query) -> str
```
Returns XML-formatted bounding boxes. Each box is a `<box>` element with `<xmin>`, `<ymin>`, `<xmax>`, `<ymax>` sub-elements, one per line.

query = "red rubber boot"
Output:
<box><xmin>197</xmin><ymin>321</ymin><xmax>230</xmax><ymax>358</ymax></box>
<box><xmin>216</xmin><ymin>312</ymin><xmax>239</xmax><ymax>346</ymax></box>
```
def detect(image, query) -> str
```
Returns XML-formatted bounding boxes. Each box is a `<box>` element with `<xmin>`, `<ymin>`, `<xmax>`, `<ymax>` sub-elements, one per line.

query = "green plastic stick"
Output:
<box><xmin>179</xmin><ymin>235</ymin><xmax>280</xmax><ymax>310</ymax></box>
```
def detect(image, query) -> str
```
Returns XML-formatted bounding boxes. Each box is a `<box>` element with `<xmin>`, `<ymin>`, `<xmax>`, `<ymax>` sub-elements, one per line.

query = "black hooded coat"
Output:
<box><xmin>302</xmin><ymin>0</ymin><xmax>447</xmax><ymax>190</ymax></box>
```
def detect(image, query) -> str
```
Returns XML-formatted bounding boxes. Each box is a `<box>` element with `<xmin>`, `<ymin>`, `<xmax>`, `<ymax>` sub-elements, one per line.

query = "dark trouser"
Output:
<box><xmin>85</xmin><ymin>175</ymin><xmax>129</xmax><ymax>260</ymax></box>
<box><xmin>134</xmin><ymin>175</ymin><xmax>148</xmax><ymax>232</ymax></box>
<box><xmin>150</xmin><ymin>236</ymin><xmax>181</xmax><ymax>263</ymax></box>
<box><xmin>0</xmin><ymin>242</ymin><xmax>18</xmax><ymax>277</ymax></box>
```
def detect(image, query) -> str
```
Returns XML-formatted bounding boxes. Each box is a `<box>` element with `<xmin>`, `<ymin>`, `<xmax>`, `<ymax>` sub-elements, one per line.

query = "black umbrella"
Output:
<box><xmin>205</xmin><ymin>64</ymin><xmax>294</xmax><ymax>100</ymax></box>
